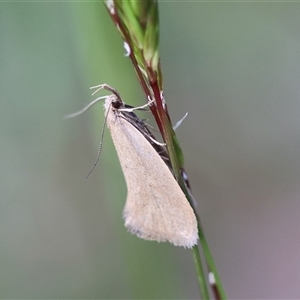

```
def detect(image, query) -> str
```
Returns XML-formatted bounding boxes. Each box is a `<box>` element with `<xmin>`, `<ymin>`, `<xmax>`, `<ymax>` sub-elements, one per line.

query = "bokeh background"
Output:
<box><xmin>1</xmin><ymin>2</ymin><xmax>300</xmax><ymax>299</ymax></box>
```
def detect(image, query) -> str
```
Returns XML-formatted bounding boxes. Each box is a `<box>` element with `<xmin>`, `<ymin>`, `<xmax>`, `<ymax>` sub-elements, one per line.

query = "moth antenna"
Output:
<box><xmin>66</xmin><ymin>84</ymin><xmax>121</xmax><ymax>178</ymax></box>
<box><xmin>86</xmin><ymin>101</ymin><xmax>112</xmax><ymax>179</ymax></box>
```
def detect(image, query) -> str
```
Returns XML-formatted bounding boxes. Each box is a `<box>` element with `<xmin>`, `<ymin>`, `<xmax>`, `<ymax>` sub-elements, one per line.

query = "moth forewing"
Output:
<box><xmin>104</xmin><ymin>95</ymin><xmax>198</xmax><ymax>248</ymax></box>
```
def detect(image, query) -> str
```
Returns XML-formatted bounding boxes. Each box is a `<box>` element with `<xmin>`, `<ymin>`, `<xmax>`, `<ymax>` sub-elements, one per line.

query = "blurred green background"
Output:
<box><xmin>1</xmin><ymin>2</ymin><xmax>300</xmax><ymax>299</ymax></box>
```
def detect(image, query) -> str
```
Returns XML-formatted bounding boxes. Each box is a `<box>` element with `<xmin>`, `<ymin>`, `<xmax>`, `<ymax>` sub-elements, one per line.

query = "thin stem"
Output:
<box><xmin>192</xmin><ymin>244</ymin><xmax>210</xmax><ymax>300</ymax></box>
<box><xmin>198</xmin><ymin>224</ymin><xmax>227</xmax><ymax>300</ymax></box>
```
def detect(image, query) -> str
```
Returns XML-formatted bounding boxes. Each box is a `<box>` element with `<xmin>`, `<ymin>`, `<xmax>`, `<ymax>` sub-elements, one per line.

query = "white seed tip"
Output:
<box><xmin>208</xmin><ymin>272</ymin><xmax>216</xmax><ymax>284</ymax></box>
<box><xmin>124</xmin><ymin>42</ymin><xmax>131</xmax><ymax>57</ymax></box>
<box><xmin>105</xmin><ymin>0</ymin><xmax>115</xmax><ymax>15</ymax></box>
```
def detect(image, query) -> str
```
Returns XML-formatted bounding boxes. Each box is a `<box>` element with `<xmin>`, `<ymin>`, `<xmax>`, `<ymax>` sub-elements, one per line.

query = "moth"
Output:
<box><xmin>103</xmin><ymin>89</ymin><xmax>198</xmax><ymax>248</ymax></box>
